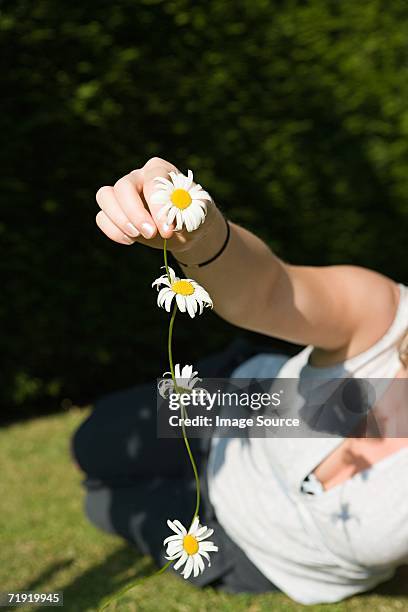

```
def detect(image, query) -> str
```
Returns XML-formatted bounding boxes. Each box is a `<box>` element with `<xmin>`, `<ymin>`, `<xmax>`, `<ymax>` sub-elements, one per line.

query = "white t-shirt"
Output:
<box><xmin>207</xmin><ymin>283</ymin><xmax>408</xmax><ymax>604</ymax></box>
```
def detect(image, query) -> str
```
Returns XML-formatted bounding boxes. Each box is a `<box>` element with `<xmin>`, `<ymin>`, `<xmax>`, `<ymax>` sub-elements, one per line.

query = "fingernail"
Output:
<box><xmin>122</xmin><ymin>234</ymin><xmax>134</xmax><ymax>244</ymax></box>
<box><xmin>163</xmin><ymin>223</ymin><xmax>171</xmax><ymax>232</ymax></box>
<box><xmin>141</xmin><ymin>222</ymin><xmax>155</xmax><ymax>238</ymax></box>
<box><xmin>125</xmin><ymin>222</ymin><xmax>140</xmax><ymax>237</ymax></box>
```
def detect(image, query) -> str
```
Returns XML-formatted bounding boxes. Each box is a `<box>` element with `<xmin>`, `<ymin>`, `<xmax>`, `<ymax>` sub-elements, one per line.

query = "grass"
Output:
<box><xmin>0</xmin><ymin>409</ymin><xmax>407</xmax><ymax>612</ymax></box>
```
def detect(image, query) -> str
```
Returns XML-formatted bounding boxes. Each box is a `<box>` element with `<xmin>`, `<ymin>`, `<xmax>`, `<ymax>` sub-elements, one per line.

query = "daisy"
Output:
<box><xmin>158</xmin><ymin>364</ymin><xmax>202</xmax><ymax>398</ymax></box>
<box><xmin>151</xmin><ymin>169</ymin><xmax>212</xmax><ymax>232</ymax></box>
<box><xmin>164</xmin><ymin>517</ymin><xmax>218</xmax><ymax>579</ymax></box>
<box><xmin>152</xmin><ymin>266</ymin><xmax>213</xmax><ymax>318</ymax></box>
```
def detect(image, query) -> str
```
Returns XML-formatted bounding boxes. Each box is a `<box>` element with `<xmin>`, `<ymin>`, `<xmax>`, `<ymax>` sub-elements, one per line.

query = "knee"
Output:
<box><xmin>71</xmin><ymin>397</ymin><xmax>138</xmax><ymax>478</ymax></box>
<box><xmin>71</xmin><ymin>383</ymin><xmax>155</xmax><ymax>478</ymax></box>
<box><xmin>71</xmin><ymin>413</ymin><xmax>101</xmax><ymax>475</ymax></box>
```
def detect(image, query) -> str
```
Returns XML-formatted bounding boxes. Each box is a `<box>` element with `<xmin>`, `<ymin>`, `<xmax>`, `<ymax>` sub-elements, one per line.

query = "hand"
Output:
<box><xmin>95</xmin><ymin>157</ymin><xmax>222</xmax><ymax>255</ymax></box>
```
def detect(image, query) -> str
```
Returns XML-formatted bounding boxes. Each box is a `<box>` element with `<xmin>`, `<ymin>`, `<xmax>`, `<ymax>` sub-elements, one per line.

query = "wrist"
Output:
<box><xmin>169</xmin><ymin>207</ymin><xmax>228</xmax><ymax>266</ymax></box>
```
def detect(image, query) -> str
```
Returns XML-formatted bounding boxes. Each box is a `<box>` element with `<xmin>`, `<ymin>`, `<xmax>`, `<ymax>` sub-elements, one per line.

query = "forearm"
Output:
<box><xmin>172</xmin><ymin>211</ymin><xmax>284</xmax><ymax>329</ymax></box>
<box><xmin>172</xmin><ymin>209</ymin><xmax>399</xmax><ymax>357</ymax></box>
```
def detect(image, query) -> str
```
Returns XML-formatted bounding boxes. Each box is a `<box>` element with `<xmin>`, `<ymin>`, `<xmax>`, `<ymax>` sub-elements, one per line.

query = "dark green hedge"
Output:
<box><xmin>1</xmin><ymin>0</ymin><xmax>407</xmax><ymax>420</ymax></box>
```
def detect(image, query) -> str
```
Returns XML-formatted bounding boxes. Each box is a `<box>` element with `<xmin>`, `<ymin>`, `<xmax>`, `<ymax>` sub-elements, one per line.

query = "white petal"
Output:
<box><xmin>167</xmin><ymin>519</ymin><xmax>187</xmax><ymax>535</ymax></box>
<box><xmin>191</xmin><ymin>202</ymin><xmax>206</xmax><ymax>223</ymax></box>
<box><xmin>173</xmin><ymin>551</ymin><xmax>188</xmax><ymax>571</ymax></box>
<box><xmin>175</xmin><ymin>211</ymin><xmax>184</xmax><ymax>231</ymax></box>
<box><xmin>163</xmin><ymin>534</ymin><xmax>183</xmax><ymax>546</ymax></box>
<box><xmin>167</xmin><ymin>206</ymin><xmax>178</xmax><ymax>225</ymax></box>
<box><xmin>183</xmin><ymin>209</ymin><xmax>194</xmax><ymax>233</ymax></box>
<box><xmin>165</xmin><ymin>550</ymin><xmax>183</xmax><ymax>561</ymax></box>
<box><xmin>193</xmin><ymin>284</ymin><xmax>211</xmax><ymax>300</ymax></box>
<box><xmin>176</xmin><ymin>293</ymin><xmax>187</xmax><ymax>312</ymax></box>
<box><xmin>166</xmin><ymin>537</ymin><xmax>183</xmax><ymax>549</ymax></box>
<box><xmin>158</xmin><ymin>379</ymin><xmax>174</xmax><ymax>399</ymax></box>
<box><xmin>195</xmin><ymin>526</ymin><xmax>214</xmax><ymax>540</ymax></box>
<box><xmin>181</xmin><ymin>365</ymin><xmax>193</xmax><ymax>379</ymax></box>
<box><xmin>163</xmin><ymin>290</ymin><xmax>175</xmax><ymax>312</ymax></box>
<box><xmin>194</xmin><ymin>289</ymin><xmax>212</xmax><ymax>308</ymax></box>
<box><xmin>157</xmin><ymin>286</ymin><xmax>171</xmax><ymax>301</ymax></box>
<box><xmin>157</xmin><ymin>287</ymin><xmax>172</xmax><ymax>309</ymax></box>
<box><xmin>192</xmin><ymin>297</ymin><xmax>204</xmax><ymax>316</ymax></box>
<box><xmin>182</xmin><ymin>555</ymin><xmax>194</xmax><ymax>579</ymax></box>
<box><xmin>189</xmin><ymin>377</ymin><xmax>201</xmax><ymax>389</ymax></box>
<box><xmin>193</xmin><ymin>556</ymin><xmax>201</xmax><ymax>578</ymax></box>
<box><xmin>172</xmin><ymin>173</ymin><xmax>184</xmax><ymax>189</ymax></box>
<box><xmin>152</xmin><ymin>275</ymin><xmax>170</xmax><ymax>289</ymax></box>
<box><xmin>188</xmin><ymin>517</ymin><xmax>200</xmax><ymax>535</ymax></box>
<box><xmin>185</xmin><ymin>169</ymin><xmax>194</xmax><ymax>189</ymax></box>
<box><xmin>199</xmin><ymin>549</ymin><xmax>211</xmax><ymax>564</ymax></box>
<box><xmin>157</xmin><ymin>203</ymin><xmax>172</xmax><ymax>219</ymax></box>
<box><xmin>192</xmin><ymin>204</ymin><xmax>207</xmax><ymax>224</ymax></box>
<box><xmin>189</xmin><ymin>207</ymin><xmax>202</xmax><ymax>232</ymax></box>
<box><xmin>199</xmin><ymin>541</ymin><xmax>219</xmax><ymax>552</ymax></box>
<box><xmin>154</xmin><ymin>176</ymin><xmax>174</xmax><ymax>188</ymax></box>
<box><xmin>192</xmin><ymin>198</ymin><xmax>209</xmax><ymax>212</ymax></box>
<box><xmin>196</xmin><ymin>553</ymin><xmax>205</xmax><ymax>574</ymax></box>
<box><xmin>167</xmin><ymin>267</ymin><xmax>177</xmax><ymax>283</ymax></box>
<box><xmin>151</xmin><ymin>191</ymin><xmax>169</xmax><ymax>205</ymax></box>
<box><xmin>179</xmin><ymin>175</ymin><xmax>189</xmax><ymax>190</ymax></box>
<box><xmin>190</xmin><ymin>187</ymin><xmax>212</xmax><ymax>201</ymax></box>
<box><xmin>186</xmin><ymin>296</ymin><xmax>197</xmax><ymax>318</ymax></box>
<box><xmin>166</xmin><ymin>542</ymin><xmax>183</xmax><ymax>555</ymax></box>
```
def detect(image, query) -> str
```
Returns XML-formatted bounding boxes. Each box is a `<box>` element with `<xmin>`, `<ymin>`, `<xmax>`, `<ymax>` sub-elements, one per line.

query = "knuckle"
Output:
<box><xmin>145</xmin><ymin>156</ymin><xmax>163</xmax><ymax>167</ymax></box>
<box><xmin>129</xmin><ymin>168</ymin><xmax>142</xmax><ymax>180</ymax></box>
<box><xmin>95</xmin><ymin>210</ymin><xmax>104</xmax><ymax>226</ymax></box>
<box><xmin>113</xmin><ymin>176</ymin><xmax>131</xmax><ymax>192</ymax></box>
<box><xmin>144</xmin><ymin>156</ymin><xmax>175</xmax><ymax>173</ymax></box>
<box><xmin>96</xmin><ymin>185</ymin><xmax>112</xmax><ymax>202</ymax></box>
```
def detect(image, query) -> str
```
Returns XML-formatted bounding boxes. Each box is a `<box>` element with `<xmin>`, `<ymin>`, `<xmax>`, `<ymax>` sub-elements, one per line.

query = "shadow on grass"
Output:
<box><xmin>63</xmin><ymin>546</ymin><xmax>156</xmax><ymax>612</ymax></box>
<box><xmin>24</xmin><ymin>545</ymin><xmax>154</xmax><ymax>612</ymax></box>
<box><xmin>23</xmin><ymin>543</ymin><xmax>408</xmax><ymax>612</ymax></box>
<box><xmin>21</xmin><ymin>559</ymin><xmax>75</xmax><ymax>592</ymax></box>
<box><xmin>58</xmin><ymin>556</ymin><xmax>408</xmax><ymax>611</ymax></box>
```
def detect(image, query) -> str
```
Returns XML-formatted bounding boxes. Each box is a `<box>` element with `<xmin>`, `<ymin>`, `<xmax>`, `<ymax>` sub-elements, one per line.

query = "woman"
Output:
<box><xmin>73</xmin><ymin>157</ymin><xmax>408</xmax><ymax>604</ymax></box>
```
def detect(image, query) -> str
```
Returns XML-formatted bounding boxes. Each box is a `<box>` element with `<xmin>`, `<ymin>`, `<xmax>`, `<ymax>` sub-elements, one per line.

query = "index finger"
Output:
<box><xmin>142</xmin><ymin>157</ymin><xmax>179</xmax><ymax>239</ymax></box>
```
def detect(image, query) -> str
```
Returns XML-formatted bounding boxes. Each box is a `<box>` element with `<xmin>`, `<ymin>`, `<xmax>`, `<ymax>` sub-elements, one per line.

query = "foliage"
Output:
<box><xmin>1</xmin><ymin>0</ymin><xmax>408</xmax><ymax>418</ymax></box>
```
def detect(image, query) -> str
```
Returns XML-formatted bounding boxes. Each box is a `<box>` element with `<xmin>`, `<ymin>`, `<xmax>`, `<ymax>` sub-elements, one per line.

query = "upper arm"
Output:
<box><xmin>247</xmin><ymin>263</ymin><xmax>400</xmax><ymax>364</ymax></box>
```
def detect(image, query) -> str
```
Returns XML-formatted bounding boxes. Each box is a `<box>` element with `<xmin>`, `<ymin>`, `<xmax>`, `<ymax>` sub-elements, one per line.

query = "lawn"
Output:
<box><xmin>0</xmin><ymin>410</ymin><xmax>407</xmax><ymax>612</ymax></box>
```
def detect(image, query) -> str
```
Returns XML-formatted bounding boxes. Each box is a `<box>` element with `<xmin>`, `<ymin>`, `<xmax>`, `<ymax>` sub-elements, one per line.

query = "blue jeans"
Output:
<box><xmin>71</xmin><ymin>340</ymin><xmax>281</xmax><ymax>593</ymax></box>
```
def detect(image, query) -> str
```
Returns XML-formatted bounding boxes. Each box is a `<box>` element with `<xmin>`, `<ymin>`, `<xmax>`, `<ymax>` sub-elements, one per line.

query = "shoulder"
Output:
<box><xmin>309</xmin><ymin>268</ymin><xmax>401</xmax><ymax>367</ymax></box>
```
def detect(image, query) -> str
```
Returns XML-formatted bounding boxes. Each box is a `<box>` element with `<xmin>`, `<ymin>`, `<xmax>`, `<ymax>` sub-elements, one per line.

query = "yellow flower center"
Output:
<box><xmin>171</xmin><ymin>189</ymin><xmax>192</xmax><ymax>210</ymax></box>
<box><xmin>183</xmin><ymin>534</ymin><xmax>199</xmax><ymax>555</ymax></box>
<box><xmin>171</xmin><ymin>280</ymin><xmax>195</xmax><ymax>296</ymax></box>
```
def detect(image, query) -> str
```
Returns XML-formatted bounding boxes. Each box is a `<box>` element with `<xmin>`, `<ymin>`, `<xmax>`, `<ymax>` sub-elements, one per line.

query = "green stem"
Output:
<box><xmin>163</xmin><ymin>237</ymin><xmax>171</xmax><ymax>282</ymax></box>
<box><xmin>99</xmin><ymin>239</ymin><xmax>201</xmax><ymax>611</ymax></box>
<box><xmin>100</xmin><ymin>560</ymin><xmax>172</xmax><ymax>611</ymax></box>
<box><xmin>164</xmin><ymin>242</ymin><xmax>201</xmax><ymax>527</ymax></box>
<box><xmin>181</xmin><ymin>404</ymin><xmax>201</xmax><ymax>525</ymax></box>
<box><xmin>168</xmin><ymin>303</ymin><xmax>177</xmax><ymax>385</ymax></box>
